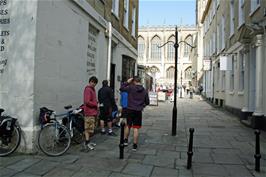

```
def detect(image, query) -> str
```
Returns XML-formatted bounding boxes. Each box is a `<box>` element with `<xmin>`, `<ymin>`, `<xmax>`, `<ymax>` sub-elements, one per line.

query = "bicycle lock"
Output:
<box><xmin>254</xmin><ymin>129</ymin><xmax>261</xmax><ymax>172</ymax></box>
<box><xmin>187</xmin><ymin>128</ymin><xmax>194</xmax><ymax>169</ymax></box>
<box><xmin>119</xmin><ymin>121</ymin><xmax>125</xmax><ymax>159</ymax></box>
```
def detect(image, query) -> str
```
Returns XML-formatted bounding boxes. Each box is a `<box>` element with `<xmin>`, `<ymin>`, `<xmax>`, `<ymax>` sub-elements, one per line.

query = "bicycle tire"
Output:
<box><xmin>0</xmin><ymin>125</ymin><xmax>21</xmax><ymax>157</ymax></box>
<box><xmin>38</xmin><ymin>123</ymin><xmax>71</xmax><ymax>156</ymax></box>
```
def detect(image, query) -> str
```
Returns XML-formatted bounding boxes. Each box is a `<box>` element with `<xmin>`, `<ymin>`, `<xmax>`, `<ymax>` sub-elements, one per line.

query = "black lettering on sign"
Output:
<box><xmin>0</xmin><ymin>0</ymin><xmax>7</xmax><ymax>6</ymax></box>
<box><xmin>0</xmin><ymin>9</ymin><xmax>8</xmax><ymax>15</ymax></box>
<box><xmin>0</xmin><ymin>46</ymin><xmax>4</xmax><ymax>51</ymax></box>
<box><xmin>0</xmin><ymin>18</ymin><xmax>9</xmax><ymax>24</ymax></box>
<box><xmin>0</xmin><ymin>30</ymin><xmax>9</xmax><ymax>36</ymax></box>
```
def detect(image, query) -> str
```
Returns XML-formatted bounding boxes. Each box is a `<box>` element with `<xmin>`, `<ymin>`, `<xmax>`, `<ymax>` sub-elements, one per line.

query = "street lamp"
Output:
<box><xmin>158</xmin><ymin>26</ymin><xmax>195</xmax><ymax>136</ymax></box>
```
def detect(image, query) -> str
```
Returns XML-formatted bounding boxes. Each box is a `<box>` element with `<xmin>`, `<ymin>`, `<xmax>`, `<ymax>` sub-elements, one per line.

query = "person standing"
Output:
<box><xmin>98</xmin><ymin>80</ymin><xmax>116</xmax><ymax>136</ymax></box>
<box><xmin>120</xmin><ymin>76</ymin><xmax>150</xmax><ymax>151</ymax></box>
<box><xmin>83</xmin><ymin>76</ymin><xmax>98</xmax><ymax>150</ymax></box>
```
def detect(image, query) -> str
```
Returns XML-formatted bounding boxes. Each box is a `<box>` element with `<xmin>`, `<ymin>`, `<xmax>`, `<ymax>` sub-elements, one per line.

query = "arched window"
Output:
<box><xmin>166</xmin><ymin>67</ymin><xmax>175</xmax><ymax>79</ymax></box>
<box><xmin>151</xmin><ymin>36</ymin><xmax>161</xmax><ymax>61</ymax></box>
<box><xmin>184</xmin><ymin>66</ymin><xmax>192</xmax><ymax>79</ymax></box>
<box><xmin>167</xmin><ymin>36</ymin><xmax>175</xmax><ymax>61</ymax></box>
<box><xmin>138</xmin><ymin>36</ymin><xmax>145</xmax><ymax>61</ymax></box>
<box><xmin>146</xmin><ymin>66</ymin><xmax>160</xmax><ymax>79</ymax></box>
<box><xmin>184</xmin><ymin>35</ymin><xmax>193</xmax><ymax>57</ymax></box>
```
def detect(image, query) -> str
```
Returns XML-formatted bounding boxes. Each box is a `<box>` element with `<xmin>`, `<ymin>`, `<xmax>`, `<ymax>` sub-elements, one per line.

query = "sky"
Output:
<box><xmin>139</xmin><ymin>0</ymin><xmax>196</xmax><ymax>27</ymax></box>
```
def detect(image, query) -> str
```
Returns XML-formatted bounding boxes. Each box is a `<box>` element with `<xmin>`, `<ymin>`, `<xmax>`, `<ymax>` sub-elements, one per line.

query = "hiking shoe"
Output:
<box><xmin>86</xmin><ymin>143</ymin><xmax>95</xmax><ymax>150</ymax></box>
<box><xmin>90</xmin><ymin>142</ymin><xmax>96</xmax><ymax>147</ymax></box>
<box><xmin>132</xmin><ymin>144</ymin><xmax>137</xmax><ymax>151</ymax></box>
<box><xmin>124</xmin><ymin>139</ymin><xmax>128</xmax><ymax>146</ymax></box>
<box><xmin>108</xmin><ymin>132</ymin><xmax>117</xmax><ymax>136</ymax></box>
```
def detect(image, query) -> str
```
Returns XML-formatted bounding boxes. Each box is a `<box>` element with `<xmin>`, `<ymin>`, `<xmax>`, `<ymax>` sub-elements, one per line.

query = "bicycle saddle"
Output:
<box><xmin>64</xmin><ymin>105</ymin><xmax>72</xmax><ymax>110</ymax></box>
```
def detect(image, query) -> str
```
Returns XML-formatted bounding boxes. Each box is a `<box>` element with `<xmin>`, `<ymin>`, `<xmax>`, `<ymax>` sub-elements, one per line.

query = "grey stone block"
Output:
<box><xmin>122</xmin><ymin>163</ymin><xmax>153</xmax><ymax>177</ymax></box>
<box><xmin>7</xmin><ymin>158</ymin><xmax>41</xmax><ymax>172</ymax></box>
<box><xmin>150</xmin><ymin>167</ymin><xmax>178</xmax><ymax>177</ymax></box>
<box><xmin>24</xmin><ymin>160</ymin><xmax>59</xmax><ymax>176</ymax></box>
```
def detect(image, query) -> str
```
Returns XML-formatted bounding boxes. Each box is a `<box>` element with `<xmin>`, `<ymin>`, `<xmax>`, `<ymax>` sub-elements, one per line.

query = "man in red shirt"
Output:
<box><xmin>83</xmin><ymin>76</ymin><xmax>98</xmax><ymax>150</ymax></box>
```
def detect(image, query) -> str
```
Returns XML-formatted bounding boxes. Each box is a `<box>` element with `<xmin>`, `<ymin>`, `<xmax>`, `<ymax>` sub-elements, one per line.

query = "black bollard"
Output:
<box><xmin>119</xmin><ymin>121</ymin><xmax>125</xmax><ymax>159</ymax></box>
<box><xmin>187</xmin><ymin>128</ymin><xmax>194</xmax><ymax>169</ymax></box>
<box><xmin>254</xmin><ymin>129</ymin><xmax>261</xmax><ymax>172</ymax></box>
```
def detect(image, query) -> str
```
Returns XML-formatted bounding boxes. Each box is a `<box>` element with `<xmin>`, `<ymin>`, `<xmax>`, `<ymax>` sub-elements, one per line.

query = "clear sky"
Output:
<box><xmin>139</xmin><ymin>0</ymin><xmax>196</xmax><ymax>27</ymax></box>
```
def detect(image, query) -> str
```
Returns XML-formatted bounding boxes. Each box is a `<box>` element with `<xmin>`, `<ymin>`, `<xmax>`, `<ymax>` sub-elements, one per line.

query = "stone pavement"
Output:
<box><xmin>1</xmin><ymin>96</ymin><xmax>266</xmax><ymax>177</ymax></box>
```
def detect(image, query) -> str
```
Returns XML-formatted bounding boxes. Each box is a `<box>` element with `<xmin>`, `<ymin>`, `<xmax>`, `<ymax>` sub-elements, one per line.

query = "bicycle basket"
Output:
<box><xmin>39</xmin><ymin>107</ymin><xmax>52</xmax><ymax>126</ymax></box>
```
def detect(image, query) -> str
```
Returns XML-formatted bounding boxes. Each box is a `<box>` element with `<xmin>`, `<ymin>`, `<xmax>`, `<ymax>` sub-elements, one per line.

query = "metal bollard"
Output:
<box><xmin>187</xmin><ymin>128</ymin><xmax>194</xmax><ymax>169</ymax></box>
<box><xmin>119</xmin><ymin>121</ymin><xmax>125</xmax><ymax>159</ymax></box>
<box><xmin>254</xmin><ymin>129</ymin><xmax>261</xmax><ymax>172</ymax></box>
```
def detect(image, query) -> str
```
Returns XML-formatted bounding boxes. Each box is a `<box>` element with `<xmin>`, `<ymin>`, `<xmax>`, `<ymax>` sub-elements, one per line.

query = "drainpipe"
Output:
<box><xmin>107</xmin><ymin>22</ymin><xmax>112</xmax><ymax>81</ymax></box>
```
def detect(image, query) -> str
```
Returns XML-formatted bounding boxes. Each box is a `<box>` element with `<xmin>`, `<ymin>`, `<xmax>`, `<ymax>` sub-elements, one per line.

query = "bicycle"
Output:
<box><xmin>0</xmin><ymin>108</ymin><xmax>21</xmax><ymax>157</ymax></box>
<box><xmin>38</xmin><ymin>105</ymin><xmax>84</xmax><ymax>156</ymax></box>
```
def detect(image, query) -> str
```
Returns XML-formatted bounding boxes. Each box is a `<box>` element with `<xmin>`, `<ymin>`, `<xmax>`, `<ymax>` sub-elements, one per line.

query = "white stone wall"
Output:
<box><xmin>0</xmin><ymin>0</ymin><xmax>38</xmax><ymax>152</ymax></box>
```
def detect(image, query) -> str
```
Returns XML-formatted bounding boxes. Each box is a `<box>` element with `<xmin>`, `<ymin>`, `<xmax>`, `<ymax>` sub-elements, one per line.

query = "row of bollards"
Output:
<box><xmin>119</xmin><ymin>121</ymin><xmax>125</xmax><ymax>159</ymax></box>
<box><xmin>187</xmin><ymin>128</ymin><xmax>194</xmax><ymax>169</ymax></box>
<box><xmin>254</xmin><ymin>129</ymin><xmax>261</xmax><ymax>172</ymax></box>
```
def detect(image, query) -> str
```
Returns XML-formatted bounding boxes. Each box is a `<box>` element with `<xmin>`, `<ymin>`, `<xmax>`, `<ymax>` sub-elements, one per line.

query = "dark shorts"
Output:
<box><xmin>127</xmin><ymin>109</ymin><xmax>142</xmax><ymax>129</ymax></box>
<box><xmin>99</xmin><ymin>106</ymin><xmax>112</xmax><ymax>122</ymax></box>
<box><xmin>121</xmin><ymin>108</ymin><xmax>129</xmax><ymax>118</ymax></box>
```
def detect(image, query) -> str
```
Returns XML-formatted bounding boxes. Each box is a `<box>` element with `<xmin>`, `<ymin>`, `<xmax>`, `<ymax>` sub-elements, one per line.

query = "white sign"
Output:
<box><xmin>0</xmin><ymin>0</ymin><xmax>10</xmax><ymax>74</ymax></box>
<box><xmin>220</xmin><ymin>56</ymin><xmax>232</xmax><ymax>71</ymax></box>
<box><xmin>149</xmin><ymin>91</ymin><xmax>158</xmax><ymax>106</ymax></box>
<box><xmin>203</xmin><ymin>59</ymin><xmax>211</xmax><ymax>71</ymax></box>
<box><xmin>87</xmin><ymin>24</ymin><xmax>98</xmax><ymax>76</ymax></box>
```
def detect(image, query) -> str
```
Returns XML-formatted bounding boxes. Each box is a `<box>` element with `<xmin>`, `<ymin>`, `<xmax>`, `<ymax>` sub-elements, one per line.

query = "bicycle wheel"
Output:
<box><xmin>38</xmin><ymin>123</ymin><xmax>71</xmax><ymax>156</ymax></box>
<box><xmin>72</xmin><ymin>127</ymin><xmax>84</xmax><ymax>144</ymax></box>
<box><xmin>0</xmin><ymin>125</ymin><xmax>21</xmax><ymax>157</ymax></box>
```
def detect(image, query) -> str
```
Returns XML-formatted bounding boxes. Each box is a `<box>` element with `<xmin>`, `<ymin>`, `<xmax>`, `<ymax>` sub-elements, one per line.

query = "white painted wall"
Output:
<box><xmin>0</xmin><ymin>0</ymin><xmax>38</xmax><ymax>152</ymax></box>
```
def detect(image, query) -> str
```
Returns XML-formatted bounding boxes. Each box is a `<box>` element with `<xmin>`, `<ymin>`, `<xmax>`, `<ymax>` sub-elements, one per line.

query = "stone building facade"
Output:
<box><xmin>200</xmin><ymin>0</ymin><xmax>266</xmax><ymax>129</ymax></box>
<box><xmin>0</xmin><ymin>0</ymin><xmax>139</xmax><ymax>152</ymax></box>
<box><xmin>137</xmin><ymin>26</ymin><xmax>197</xmax><ymax>91</ymax></box>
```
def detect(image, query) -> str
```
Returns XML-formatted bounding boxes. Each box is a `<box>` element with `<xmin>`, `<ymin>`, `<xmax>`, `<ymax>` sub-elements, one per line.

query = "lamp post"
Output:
<box><xmin>158</xmin><ymin>26</ymin><xmax>195</xmax><ymax>136</ymax></box>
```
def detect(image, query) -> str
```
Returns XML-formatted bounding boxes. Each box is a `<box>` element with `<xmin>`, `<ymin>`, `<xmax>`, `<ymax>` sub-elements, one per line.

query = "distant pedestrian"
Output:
<box><xmin>120</xmin><ymin>76</ymin><xmax>150</xmax><ymax>151</ymax></box>
<box><xmin>98</xmin><ymin>80</ymin><xmax>116</xmax><ymax>136</ymax></box>
<box><xmin>83</xmin><ymin>76</ymin><xmax>98</xmax><ymax>150</ymax></box>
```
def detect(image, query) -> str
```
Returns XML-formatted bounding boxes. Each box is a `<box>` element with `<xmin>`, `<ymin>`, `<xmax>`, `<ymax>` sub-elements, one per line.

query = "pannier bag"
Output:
<box><xmin>0</xmin><ymin>116</ymin><xmax>16</xmax><ymax>137</ymax></box>
<box><xmin>39</xmin><ymin>107</ymin><xmax>53</xmax><ymax>127</ymax></box>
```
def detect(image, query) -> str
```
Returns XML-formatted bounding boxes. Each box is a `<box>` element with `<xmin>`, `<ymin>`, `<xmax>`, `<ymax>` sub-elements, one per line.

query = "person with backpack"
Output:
<box><xmin>83</xmin><ymin>76</ymin><xmax>98</xmax><ymax>150</ymax></box>
<box><xmin>120</xmin><ymin>76</ymin><xmax>150</xmax><ymax>151</ymax></box>
<box><xmin>98</xmin><ymin>80</ymin><xmax>116</xmax><ymax>136</ymax></box>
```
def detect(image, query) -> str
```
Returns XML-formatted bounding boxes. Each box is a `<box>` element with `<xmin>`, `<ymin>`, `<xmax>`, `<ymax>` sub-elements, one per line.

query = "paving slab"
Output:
<box><xmin>122</xmin><ymin>163</ymin><xmax>153</xmax><ymax>177</ymax></box>
<box><xmin>150</xmin><ymin>167</ymin><xmax>179</xmax><ymax>177</ymax></box>
<box><xmin>7</xmin><ymin>158</ymin><xmax>41</xmax><ymax>172</ymax></box>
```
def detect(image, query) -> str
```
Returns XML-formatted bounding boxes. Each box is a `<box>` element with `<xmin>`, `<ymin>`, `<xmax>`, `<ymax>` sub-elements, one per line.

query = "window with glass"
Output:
<box><xmin>251</xmin><ymin>0</ymin><xmax>260</xmax><ymax>13</ymax></box>
<box><xmin>239</xmin><ymin>0</ymin><xmax>244</xmax><ymax>26</ymax></box>
<box><xmin>167</xmin><ymin>36</ymin><xmax>175</xmax><ymax>61</ymax></box>
<box><xmin>151</xmin><ymin>36</ymin><xmax>161</xmax><ymax>61</ymax></box>
<box><xmin>112</xmin><ymin>0</ymin><xmax>119</xmax><ymax>17</ymax></box>
<box><xmin>131</xmin><ymin>7</ymin><xmax>136</xmax><ymax>36</ymax></box>
<box><xmin>184</xmin><ymin>67</ymin><xmax>192</xmax><ymax>79</ymax></box>
<box><xmin>239</xmin><ymin>53</ymin><xmax>245</xmax><ymax>91</ymax></box>
<box><xmin>138</xmin><ymin>37</ymin><xmax>145</xmax><ymax>61</ymax></box>
<box><xmin>166</xmin><ymin>67</ymin><xmax>175</xmax><ymax>79</ymax></box>
<box><xmin>230</xmin><ymin>55</ymin><xmax>235</xmax><ymax>91</ymax></box>
<box><xmin>230</xmin><ymin>0</ymin><xmax>235</xmax><ymax>36</ymax></box>
<box><xmin>123</xmin><ymin>0</ymin><xmax>129</xmax><ymax>29</ymax></box>
<box><xmin>184</xmin><ymin>35</ymin><xmax>192</xmax><ymax>57</ymax></box>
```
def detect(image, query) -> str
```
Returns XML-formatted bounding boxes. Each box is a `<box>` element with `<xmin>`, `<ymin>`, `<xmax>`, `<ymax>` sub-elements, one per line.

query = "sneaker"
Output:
<box><xmin>90</xmin><ymin>142</ymin><xmax>96</xmax><ymax>147</ymax></box>
<box><xmin>86</xmin><ymin>143</ymin><xmax>95</xmax><ymax>150</ymax></box>
<box><xmin>108</xmin><ymin>132</ymin><xmax>117</xmax><ymax>136</ymax></box>
<box><xmin>132</xmin><ymin>144</ymin><xmax>137</xmax><ymax>151</ymax></box>
<box><xmin>124</xmin><ymin>139</ymin><xmax>128</xmax><ymax>146</ymax></box>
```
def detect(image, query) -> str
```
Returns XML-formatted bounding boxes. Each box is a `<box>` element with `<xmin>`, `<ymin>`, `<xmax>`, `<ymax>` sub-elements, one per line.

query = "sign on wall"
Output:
<box><xmin>0</xmin><ymin>0</ymin><xmax>10</xmax><ymax>74</ymax></box>
<box><xmin>203</xmin><ymin>59</ymin><xmax>211</xmax><ymax>71</ymax></box>
<box><xmin>87</xmin><ymin>24</ymin><xmax>98</xmax><ymax>76</ymax></box>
